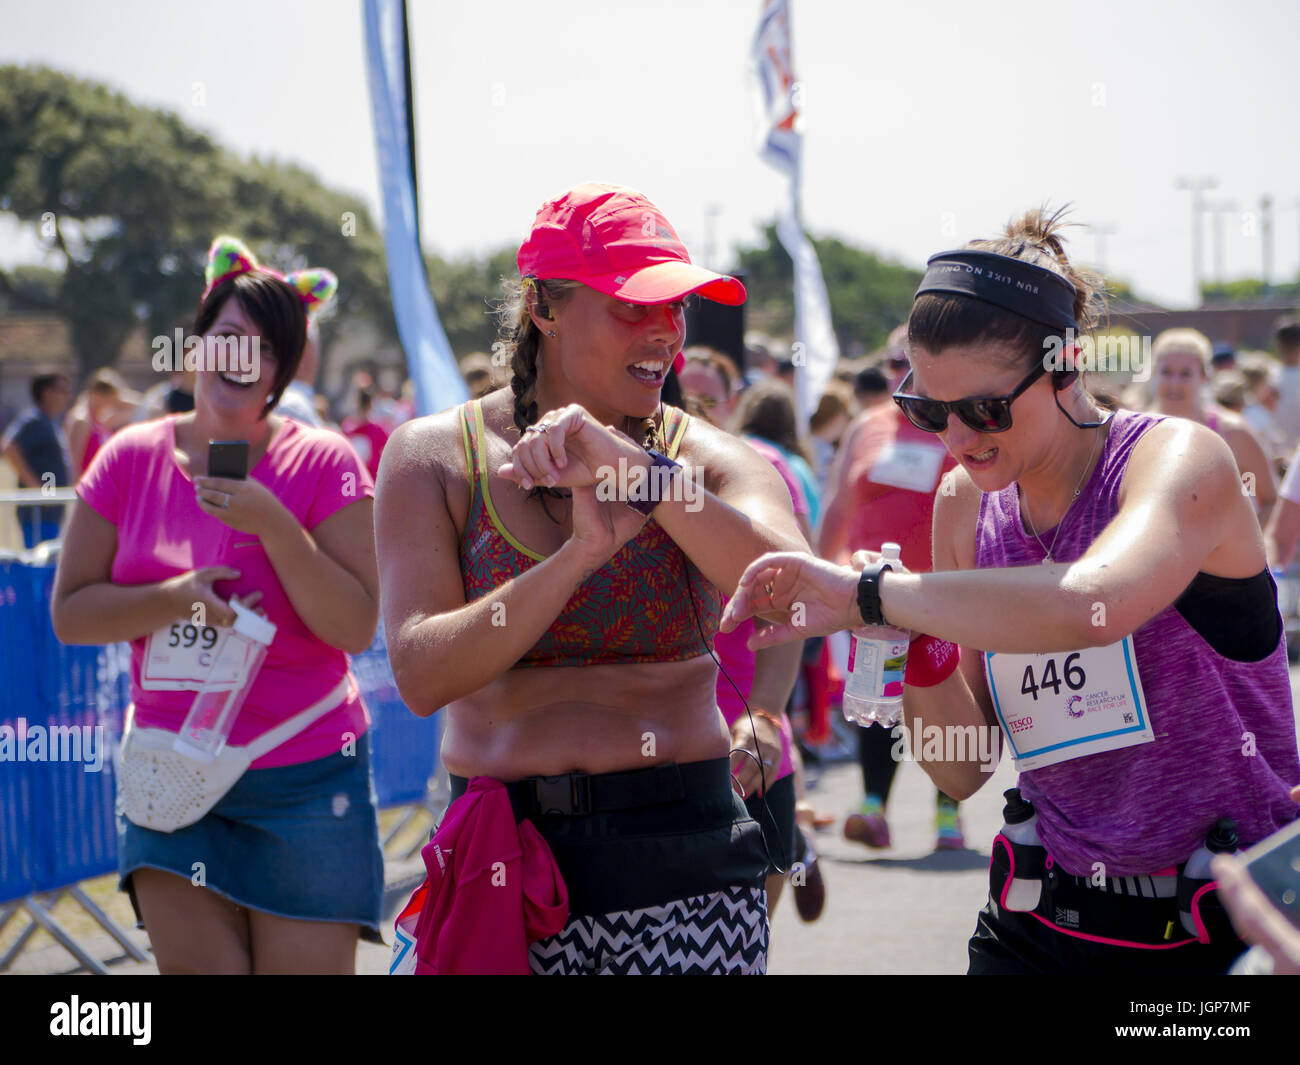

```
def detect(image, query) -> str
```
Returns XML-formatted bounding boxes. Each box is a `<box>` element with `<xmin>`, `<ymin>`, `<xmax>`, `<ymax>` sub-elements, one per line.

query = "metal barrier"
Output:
<box><xmin>0</xmin><ymin>555</ymin><xmax>441</xmax><ymax>973</ymax></box>
<box><xmin>0</xmin><ymin>488</ymin><xmax>76</xmax><ymax>554</ymax></box>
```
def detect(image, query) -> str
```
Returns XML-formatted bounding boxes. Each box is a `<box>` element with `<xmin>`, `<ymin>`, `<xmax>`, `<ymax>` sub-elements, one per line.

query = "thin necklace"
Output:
<box><xmin>1021</xmin><ymin>427</ymin><xmax>1104</xmax><ymax>564</ymax></box>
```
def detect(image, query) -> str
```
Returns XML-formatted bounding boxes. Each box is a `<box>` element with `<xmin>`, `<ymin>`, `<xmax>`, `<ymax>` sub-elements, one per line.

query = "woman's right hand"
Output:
<box><xmin>163</xmin><ymin>566</ymin><xmax>259</xmax><ymax>628</ymax></box>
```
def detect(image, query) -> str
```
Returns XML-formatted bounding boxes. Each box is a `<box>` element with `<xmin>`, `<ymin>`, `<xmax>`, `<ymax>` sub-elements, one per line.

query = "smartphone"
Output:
<box><xmin>1241</xmin><ymin>816</ymin><xmax>1300</xmax><ymax>929</ymax></box>
<box><xmin>207</xmin><ymin>440</ymin><xmax>249</xmax><ymax>480</ymax></box>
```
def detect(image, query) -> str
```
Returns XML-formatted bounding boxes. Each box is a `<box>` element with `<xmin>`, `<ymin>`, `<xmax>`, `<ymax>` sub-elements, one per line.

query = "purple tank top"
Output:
<box><xmin>976</xmin><ymin>409</ymin><xmax>1300</xmax><ymax>876</ymax></box>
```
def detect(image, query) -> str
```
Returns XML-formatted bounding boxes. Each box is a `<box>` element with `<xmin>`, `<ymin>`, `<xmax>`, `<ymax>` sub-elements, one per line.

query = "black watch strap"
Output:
<box><xmin>856</xmin><ymin>561</ymin><xmax>893</xmax><ymax>627</ymax></box>
<box><xmin>626</xmin><ymin>448</ymin><xmax>681</xmax><ymax>516</ymax></box>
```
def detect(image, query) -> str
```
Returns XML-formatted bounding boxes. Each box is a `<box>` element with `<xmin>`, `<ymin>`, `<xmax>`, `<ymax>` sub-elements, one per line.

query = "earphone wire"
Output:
<box><xmin>664</xmin><ymin>396</ymin><xmax>789</xmax><ymax>876</ymax></box>
<box><xmin>1053</xmin><ymin>383</ymin><xmax>1114</xmax><ymax>430</ymax></box>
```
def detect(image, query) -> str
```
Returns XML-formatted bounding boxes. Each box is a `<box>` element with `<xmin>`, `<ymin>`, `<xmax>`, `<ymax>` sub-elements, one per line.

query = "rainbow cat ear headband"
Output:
<box><xmin>202</xmin><ymin>234</ymin><xmax>338</xmax><ymax>316</ymax></box>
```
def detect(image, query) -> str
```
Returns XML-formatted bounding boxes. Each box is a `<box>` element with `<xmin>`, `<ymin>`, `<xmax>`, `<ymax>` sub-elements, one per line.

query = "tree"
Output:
<box><xmin>423</xmin><ymin>245</ymin><xmax>518</xmax><ymax>356</ymax></box>
<box><xmin>0</xmin><ymin>65</ymin><xmax>395</xmax><ymax>378</ymax></box>
<box><xmin>1201</xmin><ymin>278</ymin><xmax>1300</xmax><ymax>304</ymax></box>
<box><xmin>735</xmin><ymin>223</ymin><xmax>923</xmax><ymax>357</ymax></box>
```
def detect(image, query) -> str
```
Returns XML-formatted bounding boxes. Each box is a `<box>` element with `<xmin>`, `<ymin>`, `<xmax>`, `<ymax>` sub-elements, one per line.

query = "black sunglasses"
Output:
<box><xmin>892</xmin><ymin>363</ymin><xmax>1049</xmax><ymax>434</ymax></box>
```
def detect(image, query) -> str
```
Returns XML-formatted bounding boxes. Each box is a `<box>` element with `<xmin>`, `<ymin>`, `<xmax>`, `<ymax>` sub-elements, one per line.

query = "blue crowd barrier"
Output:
<box><xmin>0</xmin><ymin>557</ymin><xmax>441</xmax><ymax>970</ymax></box>
<box><xmin>27</xmin><ymin>565</ymin><xmax>124</xmax><ymax>893</ymax></box>
<box><xmin>0</xmin><ymin>562</ymin><xmax>46</xmax><ymax>903</ymax></box>
<box><xmin>353</xmin><ymin>621</ymin><xmax>440</xmax><ymax>809</ymax></box>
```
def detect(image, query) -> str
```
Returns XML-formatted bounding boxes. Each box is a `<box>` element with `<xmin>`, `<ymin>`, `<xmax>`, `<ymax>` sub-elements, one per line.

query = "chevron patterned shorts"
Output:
<box><xmin>528</xmin><ymin>884</ymin><xmax>768</xmax><ymax>975</ymax></box>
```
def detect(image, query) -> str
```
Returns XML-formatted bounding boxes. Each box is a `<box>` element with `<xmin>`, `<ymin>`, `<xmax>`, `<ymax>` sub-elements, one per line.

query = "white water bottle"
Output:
<box><xmin>841</xmin><ymin>542</ymin><xmax>908</xmax><ymax>728</ymax></box>
<box><xmin>173</xmin><ymin>600</ymin><xmax>277</xmax><ymax>763</ymax></box>
<box><xmin>1001</xmin><ymin>788</ymin><xmax>1044</xmax><ymax>912</ymax></box>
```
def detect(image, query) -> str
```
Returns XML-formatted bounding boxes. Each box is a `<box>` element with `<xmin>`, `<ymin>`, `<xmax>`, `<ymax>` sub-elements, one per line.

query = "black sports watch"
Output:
<box><xmin>625</xmin><ymin>448</ymin><xmax>682</xmax><ymax>516</ymax></box>
<box><xmin>856</xmin><ymin>560</ymin><xmax>894</xmax><ymax>627</ymax></box>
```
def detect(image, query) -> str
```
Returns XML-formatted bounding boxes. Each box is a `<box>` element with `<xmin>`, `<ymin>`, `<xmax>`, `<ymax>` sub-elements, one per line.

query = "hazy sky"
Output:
<box><xmin>3</xmin><ymin>0</ymin><xmax>1298</xmax><ymax>309</ymax></box>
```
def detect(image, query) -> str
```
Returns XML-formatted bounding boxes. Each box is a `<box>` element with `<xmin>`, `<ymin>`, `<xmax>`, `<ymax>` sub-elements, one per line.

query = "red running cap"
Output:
<box><xmin>517</xmin><ymin>182</ymin><xmax>747</xmax><ymax>308</ymax></box>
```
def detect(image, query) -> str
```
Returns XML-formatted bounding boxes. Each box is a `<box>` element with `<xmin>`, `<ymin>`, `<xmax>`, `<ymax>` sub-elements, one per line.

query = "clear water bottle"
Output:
<box><xmin>1001</xmin><ymin>788</ymin><xmax>1044</xmax><ymax>912</ymax></box>
<box><xmin>173</xmin><ymin>600</ymin><xmax>277</xmax><ymax>763</ymax></box>
<box><xmin>841</xmin><ymin>543</ymin><xmax>909</xmax><ymax>727</ymax></box>
<box><xmin>1179</xmin><ymin>818</ymin><xmax>1239</xmax><ymax>936</ymax></box>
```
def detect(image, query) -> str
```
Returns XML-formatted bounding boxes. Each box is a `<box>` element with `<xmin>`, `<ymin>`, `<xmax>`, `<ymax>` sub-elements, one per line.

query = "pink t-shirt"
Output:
<box><xmin>714</xmin><ymin>614</ymin><xmax>795</xmax><ymax>783</ymax></box>
<box><xmin>76</xmin><ymin>416</ymin><xmax>374</xmax><ymax>768</ymax></box>
<box><xmin>341</xmin><ymin>417</ymin><xmax>390</xmax><ymax>481</ymax></box>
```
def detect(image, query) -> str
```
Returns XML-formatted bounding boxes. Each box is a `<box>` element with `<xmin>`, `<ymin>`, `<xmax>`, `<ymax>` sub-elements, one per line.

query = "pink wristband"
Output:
<box><xmin>904</xmin><ymin>634</ymin><xmax>960</xmax><ymax>688</ymax></box>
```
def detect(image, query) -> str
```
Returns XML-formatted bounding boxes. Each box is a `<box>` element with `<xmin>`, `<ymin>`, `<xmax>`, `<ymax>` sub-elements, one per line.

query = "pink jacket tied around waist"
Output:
<box><xmin>391</xmin><ymin>777</ymin><xmax>569</xmax><ymax>975</ymax></box>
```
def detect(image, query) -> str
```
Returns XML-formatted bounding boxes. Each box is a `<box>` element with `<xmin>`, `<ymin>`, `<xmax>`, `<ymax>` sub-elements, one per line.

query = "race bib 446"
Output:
<box><xmin>984</xmin><ymin>637</ymin><xmax>1155</xmax><ymax>771</ymax></box>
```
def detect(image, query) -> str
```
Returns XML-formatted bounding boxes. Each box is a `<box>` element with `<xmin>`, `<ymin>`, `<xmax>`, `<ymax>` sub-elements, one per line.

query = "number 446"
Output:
<box><xmin>1021</xmin><ymin>653</ymin><xmax>1087</xmax><ymax>700</ymax></box>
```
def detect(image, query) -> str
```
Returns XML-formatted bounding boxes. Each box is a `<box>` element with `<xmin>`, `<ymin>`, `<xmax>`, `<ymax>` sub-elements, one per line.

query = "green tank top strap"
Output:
<box><xmin>662</xmin><ymin>405</ymin><xmax>690</xmax><ymax>460</ymax></box>
<box><xmin>459</xmin><ymin>399</ymin><xmax>479</xmax><ymax>507</ymax></box>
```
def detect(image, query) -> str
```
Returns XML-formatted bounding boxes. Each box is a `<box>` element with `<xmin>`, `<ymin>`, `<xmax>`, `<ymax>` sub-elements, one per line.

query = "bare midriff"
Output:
<box><xmin>440</xmin><ymin>653</ymin><xmax>729</xmax><ymax>780</ymax></box>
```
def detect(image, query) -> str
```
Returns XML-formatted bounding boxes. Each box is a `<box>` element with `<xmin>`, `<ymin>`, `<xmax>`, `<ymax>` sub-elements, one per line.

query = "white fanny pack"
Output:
<box><xmin>116</xmin><ymin>676</ymin><xmax>352</xmax><ymax>833</ymax></box>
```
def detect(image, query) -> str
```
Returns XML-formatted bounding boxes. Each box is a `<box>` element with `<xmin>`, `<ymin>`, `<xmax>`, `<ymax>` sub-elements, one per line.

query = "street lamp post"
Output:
<box><xmin>1176</xmin><ymin>176</ymin><xmax>1218</xmax><ymax>305</ymax></box>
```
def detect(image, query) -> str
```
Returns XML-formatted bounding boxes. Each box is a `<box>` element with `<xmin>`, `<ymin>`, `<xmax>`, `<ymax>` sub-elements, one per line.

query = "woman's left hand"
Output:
<box><xmin>499</xmin><ymin>404</ymin><xmax>644</xmax><ymax>492</ymax></box>
<box><xmin>194</xmin><ymin>475</ymin><xmax>290</xmax><ymax>538</ymax></box>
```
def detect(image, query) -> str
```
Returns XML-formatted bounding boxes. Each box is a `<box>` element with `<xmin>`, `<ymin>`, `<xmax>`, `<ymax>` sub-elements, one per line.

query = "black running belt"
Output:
<box><xmin>449</xmin><ymin>760</ymin><xmax>714</xmax><ymax>818</ymax></box>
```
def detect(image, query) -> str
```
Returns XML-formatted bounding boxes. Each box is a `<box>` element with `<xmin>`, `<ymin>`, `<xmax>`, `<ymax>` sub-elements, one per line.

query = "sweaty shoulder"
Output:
<box><xmin>379</xmin><ymin>402</ymin><xmax>473</xmax><ymax>497</ymax></box>
<box><xmin>1120</xmin><ymin>416</ymin><xmax>1240</xmax><ymax>502</ymax></box>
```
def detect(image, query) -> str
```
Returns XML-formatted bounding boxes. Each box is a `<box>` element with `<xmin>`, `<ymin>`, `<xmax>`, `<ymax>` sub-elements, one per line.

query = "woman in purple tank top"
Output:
<box><xmin>718</xmin><ymin>208</ymin><xmax>1300</xmax><ymax>975</ymax></box>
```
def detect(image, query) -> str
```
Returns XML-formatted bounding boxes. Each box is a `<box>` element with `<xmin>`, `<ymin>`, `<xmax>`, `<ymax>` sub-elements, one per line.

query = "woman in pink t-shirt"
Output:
<box><xmin>50</xmin><ymin>240</ymin><xmax>383</xmax><ymax>974</ymax></box>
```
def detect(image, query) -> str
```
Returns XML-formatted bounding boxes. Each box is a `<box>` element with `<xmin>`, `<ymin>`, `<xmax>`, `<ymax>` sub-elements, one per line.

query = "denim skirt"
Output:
<box><xmin>118</xmin><ymin>732</ymin><xmax>385</xmax><ymax>943</ymax></box>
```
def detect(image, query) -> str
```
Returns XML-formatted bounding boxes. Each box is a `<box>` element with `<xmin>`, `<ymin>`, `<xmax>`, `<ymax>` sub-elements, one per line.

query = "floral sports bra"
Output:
<box><xmin>457</xmin><ymin>399</ymin><xmax>721</xmax><ymax>668</ymax></box>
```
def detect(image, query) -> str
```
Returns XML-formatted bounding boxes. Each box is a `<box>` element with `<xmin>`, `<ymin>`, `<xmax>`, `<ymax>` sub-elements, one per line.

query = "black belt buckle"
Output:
<box><xmin>532</xmin><ymin>772</ymin><xmax>592</xmax><ymax>816</ymax></box>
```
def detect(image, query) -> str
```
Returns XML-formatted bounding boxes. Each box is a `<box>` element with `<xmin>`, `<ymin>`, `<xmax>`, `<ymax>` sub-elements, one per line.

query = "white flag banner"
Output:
<box><xmin>751</xmin><ymin>0</ymin><xmax>839</xmax><ymax>429</ymax></box>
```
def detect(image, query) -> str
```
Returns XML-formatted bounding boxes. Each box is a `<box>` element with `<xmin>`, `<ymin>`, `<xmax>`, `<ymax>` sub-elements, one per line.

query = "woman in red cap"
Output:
<box><xmin>376</xmin><ymin>182</ymin><xmax>808</xmax><ymax>974</ymax></box>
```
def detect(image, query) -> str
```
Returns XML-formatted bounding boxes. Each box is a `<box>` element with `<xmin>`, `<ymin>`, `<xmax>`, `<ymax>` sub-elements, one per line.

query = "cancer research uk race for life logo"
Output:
<box><xmin>983</xmin><ymin>637</ymin><xmax>1155</xmax><ymax>771</ymax></box>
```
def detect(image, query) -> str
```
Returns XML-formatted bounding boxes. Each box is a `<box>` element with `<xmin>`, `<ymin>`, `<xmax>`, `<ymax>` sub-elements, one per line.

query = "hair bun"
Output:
<box><xmin>1004</xmin><ymin>205</ymin><xmax>1071</xmax><ymax>264</ymax></box>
